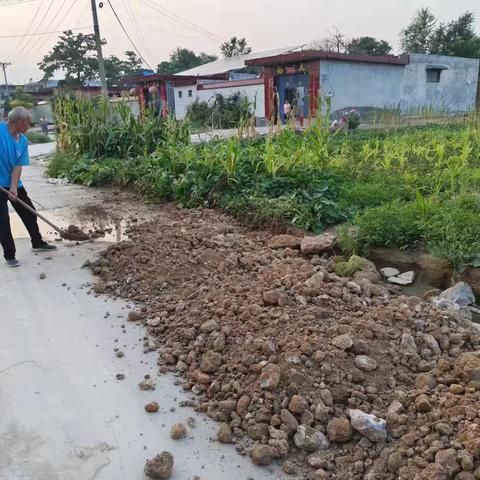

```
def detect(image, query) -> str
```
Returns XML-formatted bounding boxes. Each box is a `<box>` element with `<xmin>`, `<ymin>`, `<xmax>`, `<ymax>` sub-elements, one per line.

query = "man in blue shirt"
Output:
<box><xmin>0</xmin><ymin>107</ymin><xmax>56</xmax><ymax>267</ymax></box>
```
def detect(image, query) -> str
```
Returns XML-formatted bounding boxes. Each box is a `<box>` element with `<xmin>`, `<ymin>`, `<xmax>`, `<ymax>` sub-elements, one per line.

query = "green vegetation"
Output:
<box><xmin>25</xmin><ymin>130</ymin><xmax>51</xmax><ymax>144</ymax></box>
<box><xmin>49</xmin><ymin>96</ymin><xmax>480</xmax><ymax>270</ymax></box>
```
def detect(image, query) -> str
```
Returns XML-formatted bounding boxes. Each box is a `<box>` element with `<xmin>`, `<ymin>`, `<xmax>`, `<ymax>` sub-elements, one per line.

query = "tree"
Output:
<box><xmin>400</xmin><ymin>8</ymin><xmax>480</xmax><ymax>58</ymax></box>
<box><xmin>39</xmin><ymin>30</ymin><xmax>98</xmax><ymax>85</ymax></box>
<box><xmin>157</xmin><ymin>48</ymin><xmax>217</xmax><ymax>74</ymax></box>
<box><xmin>10</xmin><ymin>87</ymin><xmax>34</xmax><ymax>109</ymax></box>
<box><xmin>104</xmin><ymin>51</ymin><xmax>144</xmax><ymax>86</ymax></box>
<box><xmin>347</xmin><ymin>36</ymin><xmax>392</xmax><ymax>56</ymax></box>
<box><xmin>220</xmin><ymin>36</ymin><xmax>252</xmax><ymax>57</ymax></box>
<box><xmin>310</xmin><ymin>27</ymin><xmax>348</xmax><ymax>53</ymax></box>
<box><xmin>429</xmin><ymin>12</ymin><xmax>480</xmax><ymax>58</ymax></box>
<box><xmin>400</xmin><ymin>8</ymin><xmax>437</xmax><ymax>53</ymax></box>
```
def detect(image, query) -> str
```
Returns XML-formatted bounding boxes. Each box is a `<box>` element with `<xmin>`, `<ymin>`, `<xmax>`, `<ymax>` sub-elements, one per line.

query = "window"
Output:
<box><xmin>188</xmin><ymin>90</ymin><xmax>193</xmax><ymax>97</ymax></box>
<box><xmin>178</xmin><ymin>91</ymin><xmax>183</xmax><ymax>98</ymax></box>
<box><xmin>426</xmin><ymin>68</ymin><xmax>442</xmax><ymax>83</ymax></box>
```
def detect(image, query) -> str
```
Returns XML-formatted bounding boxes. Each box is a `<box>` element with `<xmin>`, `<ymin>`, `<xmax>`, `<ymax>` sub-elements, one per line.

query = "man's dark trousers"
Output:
<box><xmin>0</xmin><ymin>186</ymin><xmax>43</xmax><ymax>260</ymax></box>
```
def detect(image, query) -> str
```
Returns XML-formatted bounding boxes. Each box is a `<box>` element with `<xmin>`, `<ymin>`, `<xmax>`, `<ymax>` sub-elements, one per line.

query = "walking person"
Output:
<box><xmin>0</xmin><ymin>107</ymin><xmax>56</xmax><ymax>267</ymax></box>
<box><xmin>40</xmin><ymin>116</ymin><xmax>49</xmax><ymax>136</ymax></box>
<box><xmin>283</xmin><ymin>99</ymin><xmax>292</xmax><ymax>124</ymax></box>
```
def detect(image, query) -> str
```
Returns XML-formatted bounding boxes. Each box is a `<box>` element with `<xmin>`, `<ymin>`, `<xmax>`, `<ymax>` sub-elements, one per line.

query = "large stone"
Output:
<box><xmin>263</xmin><ymin>290</ymin><xmax>280</xmax><ymax>306</ymax></box>
<box><xmin>349</xmin><ymin>409</ymin><xmax>387</xmax><ymax>442</ymax></box>
<box><xmin>415</xmin><ymin>373</ymin><xmax>437</xmax><ymax>391</ymax></box>
<box><xmin>400</xmin><ymin>333</ymin><xmax>418</xmax><ymax>357</ymax></box>
<box><xmin>454</xmin><ymin>352</ymin><xmax>480</xmax><ymax>383</ymax></box>
<box><xmin>268</xmin><ymin>234</ymin><xmax>301</xmax><ymax>250</ymax></box>
<box><xmin>435</xmin><ymin>449</ymin><xmax>460</xmax><ymax>476</ymax></box>
<box><xmin>200</xmin><ymin>351</ymin><xmax>222</xmax><ymax>373</ymax></box>
<box><xmin>354</xmin><ymin>355</ymin><xmax>377</xmax><ymax>371</ymax></box>
<box><xmin>380</xmin><ymin>267</ymin><xmax>400</xmax><ymax>278</ymax></box>
<box><xmin>331</xmin><ymin>334</ymin><xmax>353</xmax><ymax>351</ymax></box>
<box><xmin>217</xmin><ymin>423</ymin><xmax>233</xmax><ymax>443</ymax></box>
<box><xmin>300</xmin><ymin>233</ymin><xmax>335</xmax><ymax>254</ymax></box>
<box><xmin>250</xmin><ymin>445</ymin><xmax>277</xmax><ymax>466</ymax></box>
<box><xmin>415</xmin><ymin>394</ymin><xmax>432</xmax><ymax>413</ymax></box>
<box><xmin>293</xmin><ymin>425</ymin><xmax>330</xmax><ymax>452</ymax></box>
<box><xmin>144</xmin><ymin>452</ymin><xmax>174</xmax><ymax>479</ymax></box>
<box><xmin>326</xmin><ymin>417</ymin><xmax>353</xmax><ymax>443</ymax></box>
<box><xmin>236</xmin><ymin>395</ymin><xmax>251</xmax><ymax>417</ymax></box>
<box><xmin>170</xmin><ymin>423</ymin><xmax>186</xmax><ymax>440</ymax></box>
<box><xmin>281</xmin><ymin>408</ymin><xmax>299</xmax><ymax>433</ymax></box>
<box><xmin>259</xmin><ymin>364</ymin><xmax>281</xmax><ymax>390</ymax></box>
<box><xmin>200</xmin><ymin>319</ymin><xmax>219</xmax><ymax>333</ymax></box>
<box><xmin>440</xmin><ymin>282</ymin><xmax>475</xmax><ymax>307</ymax></box>
<box><xmin>289</xmin><ymin>394</ymin><xmax>308</xmax><ymax>414</ymax></box>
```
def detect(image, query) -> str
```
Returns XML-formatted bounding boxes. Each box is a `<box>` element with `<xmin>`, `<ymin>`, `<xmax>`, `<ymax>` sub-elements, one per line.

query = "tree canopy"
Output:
<box><xmin>39</xmin><ymin>30</ymin><xmax>98</xmax><ymax>86</ymax></box>
<box><xmin>104</xmin><ymin>51</ymin><xmax>143</xmax><ymax>86</ymax></box>
<box><xmin>157</xmin><ymin>48</ymin><xmax>217</xmax><ymax>74</ymax></box>
<box><xmin>400</xmin><ymin>8</ymin><xmax>480</xmax><ymax>58</ymax></box>
<box><xmin>347</xmin><ymin>36</ymin><xmax>392</xmax><ymax>56</ymax></box>
<box><xmin>220</xmin><ymin>36</ymin><xmax>252</xmax><ymax>57</ymax></box>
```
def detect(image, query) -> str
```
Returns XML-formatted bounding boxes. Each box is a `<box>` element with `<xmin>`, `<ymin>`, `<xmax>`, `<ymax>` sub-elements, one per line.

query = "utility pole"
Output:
<box><xmin>0</xmin><ymin>62</ymin><xmax>11</xmax><ymax>100</ymax></box>
<box><xmin>90</xmin><ymin>0</ymin><xmax>108</xmax><ymax>96</ymax></box>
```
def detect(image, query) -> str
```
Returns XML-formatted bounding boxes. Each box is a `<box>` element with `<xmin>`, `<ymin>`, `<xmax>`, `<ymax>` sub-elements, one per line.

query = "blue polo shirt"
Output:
<box><xmin>0</xmin><ymin>122</ymin><xmax>29</xmax><ymax>188</ymax></box>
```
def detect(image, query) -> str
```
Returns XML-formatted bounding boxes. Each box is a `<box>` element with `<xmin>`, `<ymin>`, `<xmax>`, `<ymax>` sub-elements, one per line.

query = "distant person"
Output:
<box><xmin>0</xmin><ymin>107</ymin><xmax>57</xmax><ymax>267</ymax></box>
<box><xmin>40</xmin><ymin>116</ymin><xmax>48</xmax><ymax>135</ymax></box>
<box><xmin>283</xmin><ymin>100</ymin><xmax>292</xmax><ymax>123</ymax></box>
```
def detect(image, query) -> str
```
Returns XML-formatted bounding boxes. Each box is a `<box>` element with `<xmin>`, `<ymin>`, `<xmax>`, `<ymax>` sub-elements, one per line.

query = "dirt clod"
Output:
<box><xmin>144</xmin><ymin>451</ymin><xmax>174</xmax><ymax>479</ymax></box>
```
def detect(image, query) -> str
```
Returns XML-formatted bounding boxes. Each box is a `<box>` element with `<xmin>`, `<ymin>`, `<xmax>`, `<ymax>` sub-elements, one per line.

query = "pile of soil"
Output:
<box><xmin>90</xmin><ymin>207</ymin><xmax>480</xmax><ymax>480</ymax></box>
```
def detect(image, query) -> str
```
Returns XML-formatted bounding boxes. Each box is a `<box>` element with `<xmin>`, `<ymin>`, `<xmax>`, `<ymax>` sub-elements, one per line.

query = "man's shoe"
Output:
<box><xmin>32</xmin><ymin>242</ymin><xmax>58</xmax><ymax>252</ymax></box>
<box><xmin>5</xmin><ymin>258</ymin><xmax>20</xmax><ymax>268</ymax></box>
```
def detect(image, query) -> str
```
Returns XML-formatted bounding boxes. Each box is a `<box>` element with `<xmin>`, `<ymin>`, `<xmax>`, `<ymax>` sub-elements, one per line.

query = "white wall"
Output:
<box><xmin>173</xmin><ymin>83</ymin><xmax>265</xmax><ymax>120</ymax></box>
<box><xmin>173</xmin><ymin>85</ymin><xmax>197</xmax><ymax>120</ymax></box>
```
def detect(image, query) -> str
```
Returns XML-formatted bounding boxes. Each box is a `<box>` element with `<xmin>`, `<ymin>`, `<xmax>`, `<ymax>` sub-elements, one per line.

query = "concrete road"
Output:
<box><xmin>0</xmin><ymin>145</ymin><xmax>291</xmax><ymax>480</ymax></box>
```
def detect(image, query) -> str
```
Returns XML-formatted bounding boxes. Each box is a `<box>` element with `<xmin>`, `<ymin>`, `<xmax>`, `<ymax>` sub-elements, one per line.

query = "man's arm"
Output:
<box><xmin>9</xmin><ymin>166</ymin><xmax>22</xmax><ymax>201</ymax></box>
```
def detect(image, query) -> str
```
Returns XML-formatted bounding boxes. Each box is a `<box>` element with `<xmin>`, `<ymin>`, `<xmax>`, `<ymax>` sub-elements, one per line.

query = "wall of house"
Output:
<box><xmin>319</xmin><ymin>60</ymin><xmax>405</xmax><ymax>116</ymax></box>
<box><xmin>319</xmin><ymin>54</ymin><xmax>480</xmax><ymax>117</ymax></box>
<box><xmin>173</xmin><ymin>83</ymin><xmax>265</xmax><ymax>120</ymax></box>
<box><xmin>173</xmin><ymin>85</ymin><xmax>197</xmax><ymax>119</ymax></box>
<box><xmin>400</xmin><ymin>54</ymin><xmax>479</xmax><ymax>113</ymax></box>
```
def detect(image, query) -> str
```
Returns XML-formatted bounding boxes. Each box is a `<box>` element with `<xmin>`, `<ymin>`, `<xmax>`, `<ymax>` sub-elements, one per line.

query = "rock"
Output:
<box><xmin>300</xmin><ymin>233</ymin><xmax>335</xmax><ymax>254</ymax></box>
<box><xmin>200</xmin><ymin>319</ymin><xmax>219</xmax><ymax>333</ymax></box>
<box><xmin>435</xmin><ymin>449</ymin><xmax>460</xmax><ymax>476</ymax></box>
<box><xmin>200</xmin><ymin>351</ymin><xmax>222</xmax><ymax>373</ymax></box>
<box><xmin>401</xmin><ymin>333</ymin><xmax>418</xmax><ymax>357</ymax></box>
<box><xmin>128</xmin><ymin>311</ymin><xmax>142</xmax><ymax>322</ymax></box>
<box><xmin>39</xmin><ymin>272</ymin><xmax>46</xmax><ymax>280</ymax></box>
<box><xmin>263</xmin><ymin>290</ymin><xmax>280</xmax><ymax>306</ymax></box>
<box><xmin>415</xmin><ymin>373</ymin><xmax>437</xmax><ymax>391</ymax></box>
<box><xmin>116</xmin><ymin>373</ymin><xmax>125</xmax><ymax>380</ymax></box>
<box><xmin>187</xmin><ymin>417</ymin><xmax>196</xmax><ymax>429</ymax></box>
<box><xmin>139</xmin><ymin>378</ymin><xmax>156</xmax><ymax>390</ymax></box>
<box><xmin>93</xmin><ymin>280</ymin><xmax>106</xmax><ymax>294</ymax></box>
<box><xmin>454</xmin><ymin>352</ymin><xmax>480</xmax><ymax>383</ymax></box>
<box><xmin>422</xmin><ymin>333</ymin><xmax>441</xmax><ymax>355</ymax></box>
<box><xmin>144</xmin><ymin>452</ymin><xmax>174</xmax><ymax>479</ymax></box>
<box><xmin>440</xmin><ymin>282</ymin><xmax>475</xmax><ymax>307</ymax></box>
<box><xmin>415</xmin><ymin>394</ymin><xmax>432</xmax><ymax>413</ymax></box>
<box><xmin>145</xmin><ymin>402</ymin><xmax>159</xmax><ymax>413</ymax></box>
<box><xmin>236</xmin><ymin>395</ymin><xmax>251</xmax><ymax>417</ymax></box>
<box><xmin>289</xmin><ymin>394</ymin><xmax>308</xmax><ymax>414</ymax></box>
<box><xmin>281</xmin><ymin>408</ymin><xmax>299</xmax><ymax>433</ymax></box>
<box><xmin>398</xmin><ymin>271</ymin><xmax>415</xmax><ymax>283</ymax></box>
<box><xmin>248</xmin><ymin>423</ymin><xmax>269</xmax><ymax>441</ymax></box>
<box><xmin>326</xmin><ymin>417</ymin><xmax>353</xmax><ymax>443</ymax></box>
<box><xmin>170</xmin><ymin>423</ymin><xmax>187</xmax><ymax>440</ymax></box>
<box><xmin>354</xmin><ymin>355</ymin><xmax>377</xmax><ymax>371</ymax></box>
<box><xmin>331</xmin><ymin>334</ymin><xmax>353</xmax><ymax>351</ymax></box>
<box><xmin>349</xmin><ymin>409</ymin><xmax>387</xmax><ymax>442</ymax></box>
<box><xmin>346</xmin><ymin>281</ymin><xmax>362</xmax><ymax>294</ymax></box>
<box><xmin>293</xmin><ymin>425</ymin><xmax>330</xmax><ymax>452</ymax></box>
<box><xmin>380</xmin><ymin>267</ymin><xmax>400</xmax><ymax>278</ymax></box>
<box><xmin>388</xmin><ymin>275</ymin><xmax>413</xmax><ymax>286</ymax></box>
<box><xmin>306</xmin><ymin>272</ymin><xmax>325</xmax><ymax>288</ymax></box>
<box><xmin>312</xmin><ymin>469</ymin><xmax>328</xmax><ymax>480</ymax></box>
<box><xmin>259</xmin><ymin>364</ymin><xmax>281</xmax><ymax>390</ymax></box>
<box><xmin>250</xmin><ymin>444</ymin><xmax>277</xmax><ymax>466</ymax></box>
<box><xmin>387</xmin><ymin>451</ymin><xmax>403</xmax><ymax>473</ymax></box>
<box><xmin>268</xmin><ymin>234</ymin><xmax>301</xmax><ymax>250</ymax></box>
<box><xmin>116</xmin><ymin>351</ymin><xmax>124</xmax><ymax>358</ymax></box>
<box><xmin>217</xmin><ymin>423</ymin><xmax>232</xmax><ymax>443</ymax></box>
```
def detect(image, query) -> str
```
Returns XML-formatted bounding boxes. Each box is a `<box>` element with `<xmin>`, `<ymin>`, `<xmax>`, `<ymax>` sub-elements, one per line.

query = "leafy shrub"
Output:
<box><xmin>25</xmin><ymin>130</ymin><xmax>51</xmax><ymax>144</ymax></box>
<box><xmin>334</xmin><ymin>255</ymin><xmax>366</xmax><ymax>277</ymax></box>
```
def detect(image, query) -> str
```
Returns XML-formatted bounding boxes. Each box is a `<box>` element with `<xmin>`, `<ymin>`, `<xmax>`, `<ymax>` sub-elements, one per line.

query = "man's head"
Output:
<box><xmin>8</xmin><ymin>107</ymin><xmax>31</xmax><ymax>134</ymax></box>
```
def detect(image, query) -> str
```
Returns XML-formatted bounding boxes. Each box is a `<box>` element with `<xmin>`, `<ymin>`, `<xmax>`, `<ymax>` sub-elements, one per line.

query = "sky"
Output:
<box><xmin>1</xmin><ymin>0</ymin><xmax>480</xmax><ymax>84</ymax></box>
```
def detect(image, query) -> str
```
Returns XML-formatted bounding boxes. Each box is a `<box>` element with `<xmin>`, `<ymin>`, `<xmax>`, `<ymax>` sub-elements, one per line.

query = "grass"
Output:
<box><xmin>48</xmin><ymin>96</ymin><xmax>480</xmax><ymax>271</ymax></box>
<box><xmin>25</xmin><ymin>130</ymin><xmax>51</xmax><ymax>144</ymax></box>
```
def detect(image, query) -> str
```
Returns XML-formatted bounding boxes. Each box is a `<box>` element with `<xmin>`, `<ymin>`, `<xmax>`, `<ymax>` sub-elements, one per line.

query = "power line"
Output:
<box><xmin>122</xmin><ymin>0</ymin><xmax>154</xmax><ymax>64</ymax></box>
<box><xmin>0</xmin><ymin>26</ymin><xmax>91</xmax><ymax>39</ymax></box>
<box><xmin>11</xmin><ymin>0</ymin><xmax>44</xmax><ymax>53</ymax></box>
<box><xmin>14</xmin><ymin>0</ymin><xmax>55</xmax><ymax>58</ymax></box>
<box><xmin>137</xmin><ymin>0</ymin><xmax>225</xmax><ymax>44</ymax></box>
<box><xmin>106</xmin><ymin>0</ymin><xmax>152</xmax><ymax>69</ymax></box>
<box><xmin>0</xmin><ymin>0</ymin><xmax>35</xmax><ymax>6</ymax></box>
